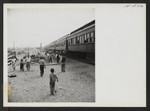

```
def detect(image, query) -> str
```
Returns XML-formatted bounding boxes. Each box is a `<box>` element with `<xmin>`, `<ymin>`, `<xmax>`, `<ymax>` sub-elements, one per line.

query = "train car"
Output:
<box><xmin>44</xmin><ymin>20</ymin><xmax>95</xmax><ymax>63</ymax></box>
<box><xmin>67</xmin><ymin>20</ymin><xmax>95</xmax><ymax>63</ymax></box>
<box><xmin>43</xmin><ymin>40</ymin><xmax>56</xmax><ymax>52</ymax></box>
<box><xmin>55</xmin><ymin>34</ymin><xmax>69</xmax><ymax>54</ymax></box>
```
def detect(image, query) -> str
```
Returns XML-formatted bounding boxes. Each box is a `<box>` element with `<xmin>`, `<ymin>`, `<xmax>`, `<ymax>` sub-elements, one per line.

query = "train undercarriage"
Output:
<box><xmin>67</xmin><ymin>51</ymin><xmax>95</xmax><ymax>65</ymax></box>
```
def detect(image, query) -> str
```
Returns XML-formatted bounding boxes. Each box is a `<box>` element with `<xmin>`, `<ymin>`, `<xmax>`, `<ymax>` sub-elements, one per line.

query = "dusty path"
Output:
<box><xmin>8</xmin><ymin>59</ymin><xmax>95</xmax><ymax>102</ymax></box>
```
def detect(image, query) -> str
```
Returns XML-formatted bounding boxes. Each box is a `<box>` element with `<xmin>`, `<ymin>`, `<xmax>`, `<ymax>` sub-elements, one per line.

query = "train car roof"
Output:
<box><xmin>56</xmin><ymin>34</ymin><xmax>69</xmax><ymax>41</ymax></box>
<box><xmin>70</xmin><ymin>20</ymin><xmax>95</xmax><ymax>34</ymax></box>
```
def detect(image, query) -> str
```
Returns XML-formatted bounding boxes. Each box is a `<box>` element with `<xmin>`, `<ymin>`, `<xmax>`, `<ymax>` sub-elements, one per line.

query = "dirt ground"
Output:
<box><xmin>8</xmin><ymin>58</ymin><xmax>95</xmax><ymax>102</ymax></box>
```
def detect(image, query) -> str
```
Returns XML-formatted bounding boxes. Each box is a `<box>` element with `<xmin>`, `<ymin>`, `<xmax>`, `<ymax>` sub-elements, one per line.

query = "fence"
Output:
<box><xmin>8</xmin><ymin>55</ymin><xmax>15</xmax><ymax>66</ymax></box>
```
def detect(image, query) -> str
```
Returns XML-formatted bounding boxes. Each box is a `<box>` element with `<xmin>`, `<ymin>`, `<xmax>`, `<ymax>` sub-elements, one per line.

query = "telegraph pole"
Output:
<box><xmin>40</xmin><ymin>43</ymin><xmax>42</xmax><ymax>52</ymax></box>
<box><xmin>13</xmin><ymin>41</ymin><xmax>15</xmax><ymax>50</ymax></box>
<box><xmin>13</xmin><ymin>41</ymin><xmax>16</xmax><ymax>57</ymax></box>
<box><xmin>40</xmin><ymin>43</ymin><xmax>42</xmax><ymax>49</ymax></box>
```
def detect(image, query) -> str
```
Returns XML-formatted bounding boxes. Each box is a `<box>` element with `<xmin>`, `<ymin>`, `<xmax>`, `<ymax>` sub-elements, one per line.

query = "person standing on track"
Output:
<box><xmin>39</xmin><ymin>57</ymin><xmax>46</xmax><ymax>77</ymax></box>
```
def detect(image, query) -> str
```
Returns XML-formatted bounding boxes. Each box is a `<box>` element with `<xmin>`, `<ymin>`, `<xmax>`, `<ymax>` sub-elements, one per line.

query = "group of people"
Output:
<box><xmin>11</xmin><ymin>55</ymin><xmax>31</xmax><ymax>72</ymax></box>
<box><xmin>39</xmin><ymin>54</ymin><xmax>66</xmax><ymax>77</ymax></box>
<box><xmin>19</xmin><ymin>55</ymin><xmax>31</xmax><ymax>71</ymax></box>
<box><xmin>11</xmin><ymin>52</ymin><xmax>66</xmax><ymax>95</ymax></box>
<box><xmin>46</xmin><ymin>53</ymin><xmax>62</xmax><ymax>64</ymax></box>
<box><xmin>36</xmin><ymin>53</ymin><xmax>67</xmax><ymax>95</ymax></box>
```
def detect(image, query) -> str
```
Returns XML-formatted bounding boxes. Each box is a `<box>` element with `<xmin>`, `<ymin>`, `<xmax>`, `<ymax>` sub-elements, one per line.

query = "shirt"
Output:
<box><xmin>50</xmin><ymin>73</ymin><xmax>58</xmax><ymax>84</ymax></box>
<box><xmin>61</xmin><ymin>56</ymin><xmax>66</xmax><ymax>63</ymax></box>
<box><xmin>39</xmin><ymin>59</ymin><xmax>46</xmax><ymax>66</ymax></box>
<box><xmin>26</xmin><ymin>57</ymin><xmax>31</xmax><ymax>62</ymax></box>
<box><xmin>11</xmin><ymin>58</ymin><xmax>16</xmax><ymax>64</ymax></box>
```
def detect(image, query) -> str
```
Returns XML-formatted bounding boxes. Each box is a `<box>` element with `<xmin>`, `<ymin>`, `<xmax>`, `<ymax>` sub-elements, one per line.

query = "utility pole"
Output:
<box><xmin>13</xmin><ymin>41</ymin><xmax>15</xmax><ymax>50</ymax></box>
<box><xmin>40</xmin><ymin>43</ymin><xmax>42</xmax><ymax>53</ymax></box>
<box><xmin>40</xmin><ymin>43</ymin><xmax>42</xmax><ymax>49</ymax></box>
<box><xmin>13</xmin><ymin>41</ymin><xmax>16</xmax><ymax>57</ymax></box>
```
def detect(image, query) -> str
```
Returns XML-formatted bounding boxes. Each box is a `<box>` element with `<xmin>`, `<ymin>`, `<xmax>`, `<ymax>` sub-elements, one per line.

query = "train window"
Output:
<box><xmin>71</xmin><ymin>39</ymin><xmax>73</xmax><ymax>45</ymax></box>
<box><xmin>64</xmin><ymin>41</ymin><xmax>66</xmax><ymax>45</ymax></box>
<box><xmin>71</xmin><ymin>38</ymin><xmax>73</xmax><ymax>45</ymax></box>
<box><xmin>84</xmin><ymin>34</ymin><xmax>87</xmax><ymax>43</ymax></box>
<box><xmin>91</xmin><ymin>32</ymin><xmax>94</xmax><ymax>37</ymax></box>
<box><xmin>68</xmin><ymin>39</ymin><xmax>70</xmax><ymax>45</ymax></box>
<box><xmin>74</xmin><ymin>37</ymin><xmax>76</xmax><ymax>45</ymax></box>
<box><xmin>89</xmin><ymin>31</ymin><xmax>95</xmax><ymax>43</ymax></box>
<box><xmin>70</xmin><ymin>39</ymin><xmax>71</xmax><ymax>45</ymax></box>
<box><xmin>76</xmin><ymin>37</ymin><xmax>77</xmax><ymax>44</ymax></box>
<box><xmin>90</xmin><ymin>37</ymin><xmax>92</xmax><ymax>43</ymax></box>
<box><xmin>87</xmin><ymin>33</ymin><xmax>89</xmax><ymax>38</ymax></box>
<box><xmin>79</xmin><ymin>36</ymin><xmax>80</xmax><ymax>44</ymax></box>
<box><xmin>78</xmin><ymin>36</ymin><xmax>80</xmax><ymax>44</ymax></box>
<box><xmin>87</xmin><ymin>33</ymin><xmax>90</xmax><ymax>43</ymax></box>
<box><xmin>72</xmin><ymin>38</ymin><xmax>74</xmax><ymax>45</ymax></box>
<box><xmin>77</xmin><ymin>36</ymin><xmax>79</xmax><ymax>44</ymax></box>
<box><xmin>80</xmin><ymin>36</ymin><xmax>82</xmax><ymax>44</ymax></box>
<box><xmin>81</xmin><ymin>35</ymin><xmax>84</xmax><ymax>44</ymax></box>
<box><xmin>91</xmin><ymin>37</ymin><xmax>94</xmax><ymax>42</ymax></box>
<box><xmin>71</xmin><ymin>39</ymin><xmax>72</xmax><ymax>45</ymax></box>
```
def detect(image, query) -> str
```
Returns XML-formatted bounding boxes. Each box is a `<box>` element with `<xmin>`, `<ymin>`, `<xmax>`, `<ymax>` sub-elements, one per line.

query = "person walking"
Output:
<box><xmin>11</xmin><ymin>57</ymin><xmax>16</xmax><ymax>71</ymax></box>
<box><xmin>26</xmin><ymin>55</ymin><xmax>31</xmax><ymax>71</ymax></box>
<box><xmin>47</xmin><ymin>53</ymin><xmax>50</xmax><ymax>63</ymax></box>
<box><xmin>56</xmin><ymin>54</ymin><xmax>60</xmax><ymax>64</ymax></box>
<box><xmin>52</xmin><ymin>53</ymin><xmax>55</xmax><ymax>63</ymax></box>
<box><xmin>49</xmin><ymin>68</ymin><xmax>58</xmax><ymax>95</ymax></box>
<box><xmin>20</xmin><ymin>59</ymin><xmax>24</xmax><ymax>71</ymax></box>
<box><xmin>61</xmin><ymin>55</ymin><xmax>66</xmax><ymax>72</ymax></box>
<box><xmin>39</xmin><ymin>57</ymin><xmax>46</xmax><ymax>77</ymax></box>
<box><xmin>49</xmin><ymin>53</ymin><xmax>52</xmax><ymax>63</ymax></box>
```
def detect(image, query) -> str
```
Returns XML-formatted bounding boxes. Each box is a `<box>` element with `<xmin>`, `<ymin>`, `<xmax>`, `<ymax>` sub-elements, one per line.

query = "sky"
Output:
<box><xmin>7</xmin><ymin>8</ymin><xmax>94</xmax><ymax>48</ymax></box>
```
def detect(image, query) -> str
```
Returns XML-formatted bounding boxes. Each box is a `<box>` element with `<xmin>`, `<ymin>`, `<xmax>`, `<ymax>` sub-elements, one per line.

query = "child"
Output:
<box><xmin>49</xmin><ymin>68</ymin><xmax>58</xmax><ymax>95</ymax></box>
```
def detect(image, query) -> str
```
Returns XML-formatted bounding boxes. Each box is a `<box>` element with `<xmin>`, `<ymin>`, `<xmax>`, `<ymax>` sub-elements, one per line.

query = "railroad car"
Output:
<box><xmin>44</xmin><ymin>40</ymin><xmax>56</xmax><ymax>52</ymax></box>
<box><xmin>54</xmin><ymin>34</ymin><xmax>69</xmax><ymax>54</ymax></box>
<box><xmin>44</xmin><ymin>20</ymin><xmax>95</xmax><ymax>63</ymax></box>
<box><xmin>67</xmin><ymin>20</ymin><xmax>95</xmax><ymax>62</ymax></box>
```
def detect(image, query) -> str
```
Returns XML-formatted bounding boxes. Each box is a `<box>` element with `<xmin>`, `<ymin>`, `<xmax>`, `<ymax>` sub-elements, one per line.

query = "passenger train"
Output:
<box><xmin>44</xmin><ymin>20</ymin><xmax>95</xmax><ymax>63</ymax></box>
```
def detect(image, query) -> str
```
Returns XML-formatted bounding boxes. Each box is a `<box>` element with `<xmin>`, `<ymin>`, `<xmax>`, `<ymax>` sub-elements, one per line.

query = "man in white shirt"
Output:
<box><xmin>39</xmin><ymin>57</ymin><xmax>46</xmax><ymax>77</ymax></box>
<box><xmin>11</xmin><ymin>57</ymin><xmax>16</xmax><ymax>71</ymax></box>
<box><xmin>26</xmin><ymin>56</ymin><xmax>31</xmax><ymax>71</ymax></box>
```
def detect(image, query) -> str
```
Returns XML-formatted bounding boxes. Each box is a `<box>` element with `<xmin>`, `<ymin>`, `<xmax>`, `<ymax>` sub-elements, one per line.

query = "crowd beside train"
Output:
<box><xmin>10</xmin><ymin>52</ymin><xmax>66</xmax><ymax>95</ymax></box>
<box><xmin>11</xmin><ymin>52</ymin><xmax>66</xmax><ymax>73</ymax></box>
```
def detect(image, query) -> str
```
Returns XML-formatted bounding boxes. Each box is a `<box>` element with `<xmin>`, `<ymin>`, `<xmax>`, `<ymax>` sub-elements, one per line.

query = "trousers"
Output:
<box><xmin>50</xmin><ymin>82</ymin><xmax>55</xmax><ymax>95</ymax></box>
<box><xmin>61</xmin><ymin>63</ymin><xmax>65</xmax><ymax>72</ymax></box>
<box><xmin>40</xmin><ymin>65</ymin><xmax>44</xmax><ymax>77</ymax></box>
